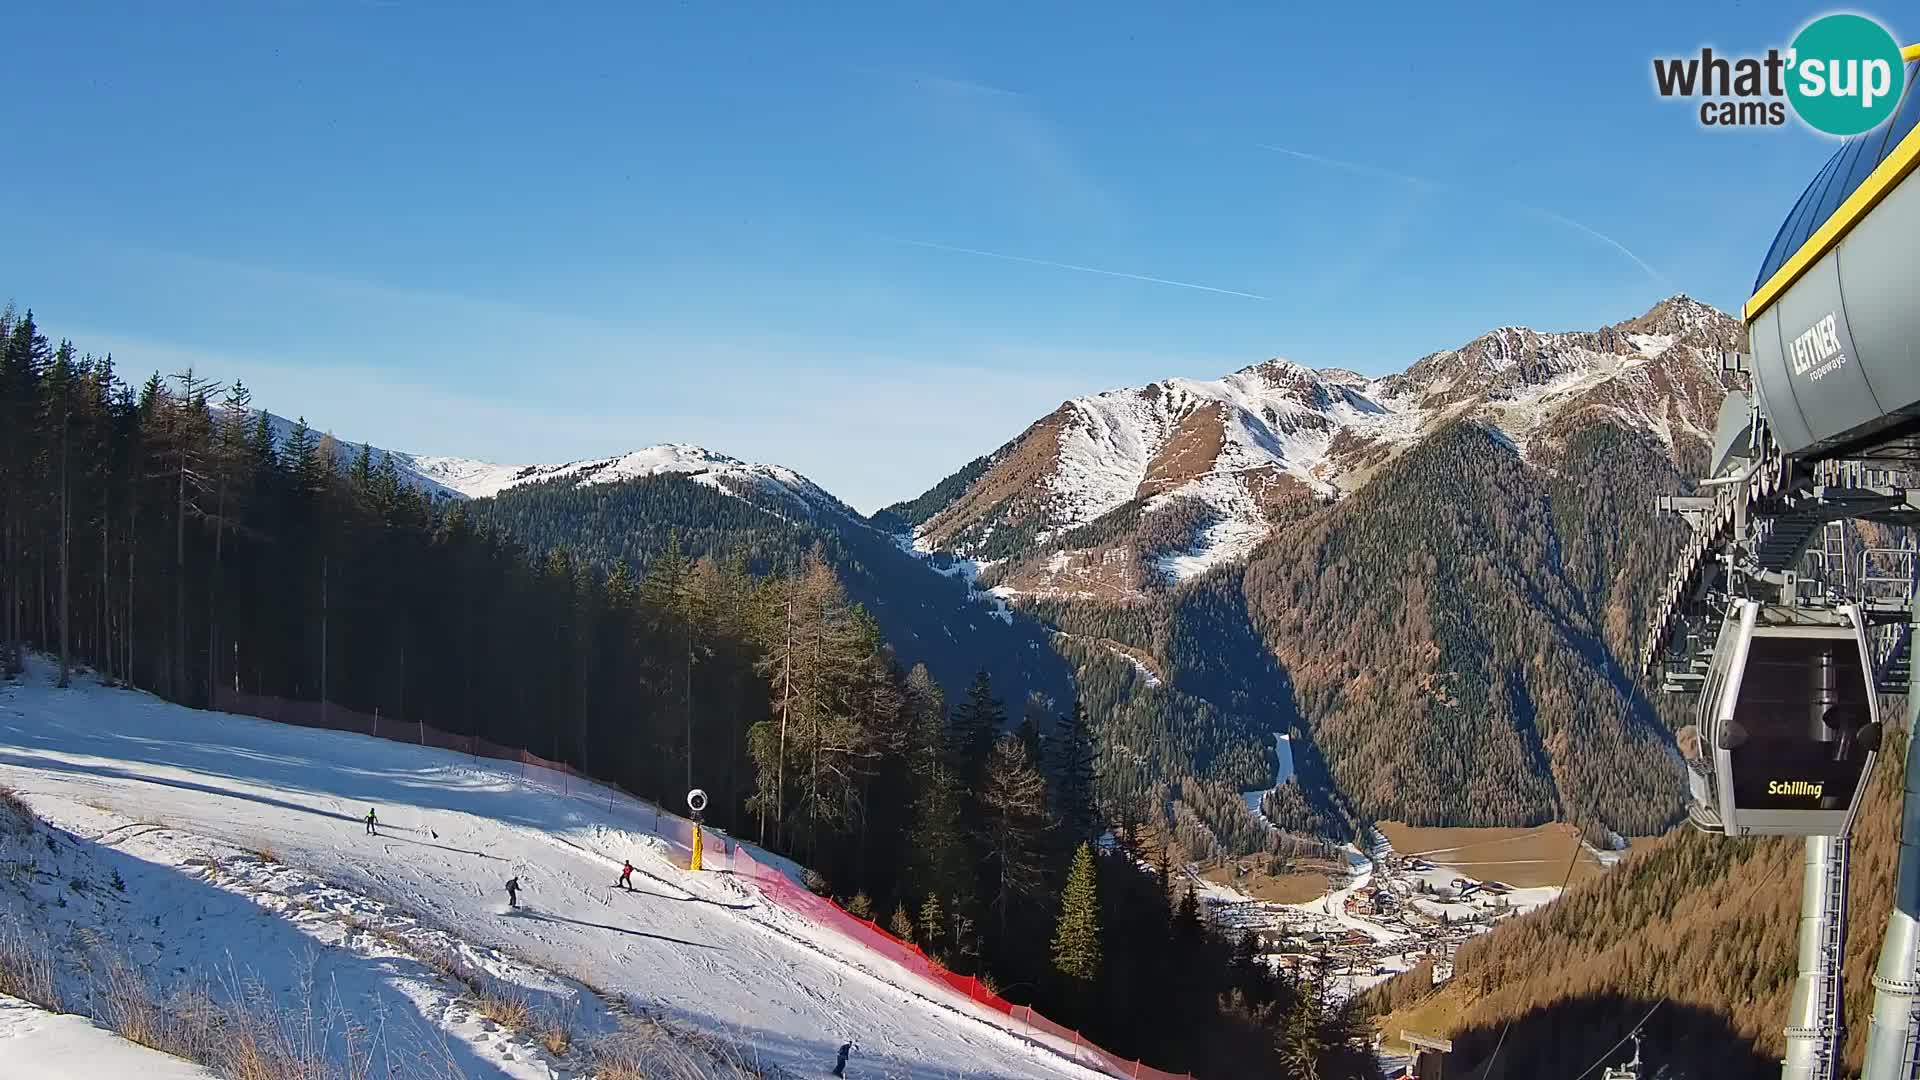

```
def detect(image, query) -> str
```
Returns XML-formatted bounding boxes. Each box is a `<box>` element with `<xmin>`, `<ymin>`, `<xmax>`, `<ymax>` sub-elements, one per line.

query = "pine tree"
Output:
<box><xmin>889</xmin><ymin>904</ymin><xmax>914</xmax><ymax>942</ymax></box>
<box><xmin>1051</xmin><ymin>842</ymin><xmax>1101</xmax><ymax>985</ymax></box>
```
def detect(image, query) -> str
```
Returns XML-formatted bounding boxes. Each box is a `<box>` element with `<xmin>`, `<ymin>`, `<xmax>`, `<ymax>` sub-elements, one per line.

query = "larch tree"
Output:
<box><xmin>979</xmin><ymin>732</ymin><xmax>1052</xmax><ymax>939</ymax></box>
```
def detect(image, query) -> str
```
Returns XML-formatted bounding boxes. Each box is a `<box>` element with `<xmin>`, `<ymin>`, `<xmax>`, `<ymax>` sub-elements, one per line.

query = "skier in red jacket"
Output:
<box><xmin>618</xmin><ymin>860</ymin><xmax>635</xmax><ymax>890</ymax></box>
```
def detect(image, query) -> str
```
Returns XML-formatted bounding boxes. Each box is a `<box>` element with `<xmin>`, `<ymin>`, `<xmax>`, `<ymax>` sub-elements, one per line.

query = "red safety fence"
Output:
<box><xmin>209</xmin><ymin>689</ymin><xmax>1192</xmax><ymax>1080</ymax></box>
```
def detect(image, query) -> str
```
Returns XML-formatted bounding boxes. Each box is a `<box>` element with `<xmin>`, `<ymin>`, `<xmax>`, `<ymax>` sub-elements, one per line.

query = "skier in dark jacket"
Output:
<box><xmin>832</xmin><ymin>1041</ymin><xmax>853</xmax><ymax>1077</ymax></box>
<box><xmin>364</xmin><ymin>808</ymin><xmax>378</xmax><ymax>835</ymax></box>
<box><xmin>618</xmin><ymin>860</ymin><xmax>635</xmax><ymax>890</ymax></box>
<box><xmin>506</xmin><ymin>876</ymin><xmax>520</xmax><ymax>909</ymax></box>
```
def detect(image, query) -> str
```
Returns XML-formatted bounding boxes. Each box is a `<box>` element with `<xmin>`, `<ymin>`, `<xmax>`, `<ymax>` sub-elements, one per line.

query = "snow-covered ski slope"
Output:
<box><xmin>1</xmin><ymin>994</ymin><xmax>219</xmax><ymax>1079</ymax></box>
<box><xmin>0</xmin><ymin>664</ymin><xmax>1111</xmax><ymax>1079</ymax></box>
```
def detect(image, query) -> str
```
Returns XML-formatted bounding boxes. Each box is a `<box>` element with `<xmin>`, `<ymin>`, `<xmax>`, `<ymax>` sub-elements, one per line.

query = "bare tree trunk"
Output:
<box><xmin>320</xmin><ymin>554</ymin><xmax>328</xmax><ymax>726</ymax></box>
<box><xmin>1</xmin><ymin>514</ymin><xmax>10</xmax><ymax>677</ymax></box>
<box><xmin>100</xmin><ymin>493</ymin><xmax>110</xmax><ymax>684</ymax></box>
<box><xmin>730</xmin><ymin>670</ymin><xmax>742</xmax><ymax>834</ymax></box>
<box><xmin>808</xmin><ymin>615</ymin><xmax>823</xmax><ymax>865</ymax></box>
<box><xmin>208</xmin><ymin>479</ymin><xmax>224</xmax><ymax>700</ymax></box>
<box><xmin>173</xmin><ymin>439</ymin><xmax>186</xmax><ymax>701</ymax></box>
<box><xmin>684</xmin><ymin>611</ymin><xmax>693</xmax><ymax>793</ymax></box>
<box><xmin>774</xmin><ymin>594</ymin><xmax>794</xmax><ymax>848</ymax></box>
<box><xmin>127</xmin><ymin>496</ymin><xmax>136</xmax><ymax>688</ymax></box>
<box><xmin>56</xmin><ymin>397</ymin><xmax>69</xmax><ymax>688</ymax></box>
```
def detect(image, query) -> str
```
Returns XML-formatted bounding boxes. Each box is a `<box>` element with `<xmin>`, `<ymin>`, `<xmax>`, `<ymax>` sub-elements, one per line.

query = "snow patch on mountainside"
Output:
<box><xmin>1155</xmin><ymin>517</ymin><xmax>1269</xmax><ymax>582</ymax></box>
<box><xmin>1046</xmin><ymin>364</ymin><xmax>1380</xmax><ymax>533</ymax></box>
<box><xmin>398</xmin><ymin>453</ymin><xmax>540</xmax><ymax>499</ymax></box>
<box><xmin>890</xmin><ymin>532</ymin><xmax>1017</xmax><ymax>623</ymax></box>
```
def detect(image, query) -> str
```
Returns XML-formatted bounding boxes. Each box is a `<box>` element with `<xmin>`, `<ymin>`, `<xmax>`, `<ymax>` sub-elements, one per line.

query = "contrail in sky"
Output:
<box><xmin>1519</xmin><ymin>205</ymin><xmax>1668</xmax><ymax>286</ymax></box>
<box><xmin>883</xmin><ymin>236</ymin><xmax>1271</xmax><ymax>301</ymax></box>
<box><xmin>1256</xmin><ymin>141</ymin><xmax>1667</xmax><ymax>286</ymax></box>
<box><xmin>1255</xmin><ymin>143</ymin><xmax>1434</xmax><ymax>188</ymax></box>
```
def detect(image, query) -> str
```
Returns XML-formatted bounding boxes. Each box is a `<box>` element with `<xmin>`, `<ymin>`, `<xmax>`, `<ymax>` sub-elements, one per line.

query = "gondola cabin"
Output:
<box><xmin>1681</xmin><ymin>600</ymin><xmax>1881</xmax><ymax>837</ymax></box>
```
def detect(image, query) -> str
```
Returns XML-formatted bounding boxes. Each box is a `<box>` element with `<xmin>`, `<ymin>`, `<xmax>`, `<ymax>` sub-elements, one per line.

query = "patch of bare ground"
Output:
<box><xmin>1377</xmin><ymin>821</ymin><xmax>1607</xmax><ymax>888</ymax></box>
<box><xmin>920</xmin><ymin>409</ymin><xmax>1069</xmax><ymax>550</ymax></box>
<box><xmin>999</xmin><ymin>547</ymin><xmax>1151</xmax><ymax>602</ymax></box>
<box><xmin>1199</xmin><ymin>858</ymin><xmax>1340</xmax><ymax>904</ymax></box>
<box><xmin>1052</xmin><ymin>632</ymin><xmax>1164</xmax><ymax>683</ymax></box>
<box><xmin>1136</xmin><ymin>402</ymin><xmax>1228</xmax><ymax>499</ymax></box>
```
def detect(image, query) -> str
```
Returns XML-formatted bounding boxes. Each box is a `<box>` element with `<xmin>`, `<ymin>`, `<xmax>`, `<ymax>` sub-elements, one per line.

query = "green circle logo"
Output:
<box><xmin>1787</xmin><ymin>14</ymin><xmax>1907</xmax><ymax>136</ymax></box>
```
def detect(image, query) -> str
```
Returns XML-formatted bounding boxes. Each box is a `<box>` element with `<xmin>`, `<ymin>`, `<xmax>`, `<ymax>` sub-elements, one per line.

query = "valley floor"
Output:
<box><xmin>0</xmin><ymin>659</ymin><xmax>1111</xmax><ymax>1079</ymax></box>
<box><xmin>1187</xmin><ymin>823</ymin><xmax>1604</xmax><ymax>1015</ymax></box>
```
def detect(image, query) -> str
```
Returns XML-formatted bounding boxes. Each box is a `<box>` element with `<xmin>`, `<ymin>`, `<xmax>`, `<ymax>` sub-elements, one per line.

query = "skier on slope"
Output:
<box><xmin>618</xmin><ymin>860</ymin><xmax>635</xmax><ymax>891</ymax></box>
<box><xmin>506</xmin><ymin>876</ymin><xmax>520</xmax><ymax>909</ymax></box>
<box><xmin>832</xmin><ymin>1041</ymin><xmax>854</xmax><ymax>1077</ymax></box>
<box><xmin>364</xmin><ymin>807</ymin><xmax>378</xmax><ymax>835</ymax></box>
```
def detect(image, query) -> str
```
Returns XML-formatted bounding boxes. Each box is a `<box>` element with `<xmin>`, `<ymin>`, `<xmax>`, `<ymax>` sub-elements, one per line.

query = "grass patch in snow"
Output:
<box><xmin>470</xmin><ymin>982</ymin><xmax>532</xmax><ymax>1030</ymax></box>
<box><xmin>587</xmin><ymin>1020</ymin><xmax>767</xmax><ymax>1079</ymax></box>
<box><xmin>0</xmin><ymin>786</ymin><xmax>35</xmax><ymax>835</ymax></box>
<box><xmin>90</xmin><ymin>949</ymin><xmax>467</xmax><ymax>1080</ymax></box>
<box><xmin>0</xmin><ymin>927</ymin><xmax>61</xmax><ymax>1010</ymax></box>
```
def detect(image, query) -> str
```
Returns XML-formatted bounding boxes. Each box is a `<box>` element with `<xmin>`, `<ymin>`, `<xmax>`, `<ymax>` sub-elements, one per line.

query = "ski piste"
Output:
<box><xmin>0</xmin><ymin>659</ymin><xmax>1117</xmax><ymax>1079</ymax></box>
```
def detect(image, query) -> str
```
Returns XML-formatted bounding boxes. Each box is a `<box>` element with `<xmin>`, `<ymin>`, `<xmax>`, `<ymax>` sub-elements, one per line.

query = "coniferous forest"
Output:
<box><xmin>0</xmin><ymin>307</ymin><xmax>1377</xmax><ymax>1079</ymax></box>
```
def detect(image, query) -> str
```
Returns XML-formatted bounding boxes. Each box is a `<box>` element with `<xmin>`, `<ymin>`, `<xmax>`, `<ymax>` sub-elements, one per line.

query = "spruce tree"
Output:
<box><xmin>948</xmin><ymin>669</ymin><xmax>1004</xmax><ymax>786</ymax></box>
<box><xmin>1051</xmin><ymin>842</ymin><xmax>1101</xmax><ymax>985</ymax></box>
<box><xmin>1276</xmin><ymin>971</ymin><xmax>1329</xmax><ymax>1080</ymax></box>
<box><xmin>1047</xmin><ymin>700</ymin><xmax>1099</xmax><ymax>848</ymax></box>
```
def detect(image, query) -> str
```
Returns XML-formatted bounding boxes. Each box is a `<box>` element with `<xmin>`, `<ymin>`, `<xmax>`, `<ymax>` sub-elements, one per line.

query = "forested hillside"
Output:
<box><xmin>1242</xmin><ymin>419</ymin><xmax>1689</xmax><ymax>838</ymax></box>
<box><xmin>881</xmin><ymin>297</ymin><xmax>1737</xmax><ymax>845</ymax></box>
<box><xmin>469</xmin><ymin>472</ymin><xmax>1075</xmax><ymax>727</ymax></box>
<box><xmin>0</xmin><ymin>305</ymin><xmax>1377</xmax><ymax>1080</ymax></box>
<box><xmin>1360</xmin><ymin>733</ymin><xmax>1911</xmax><ymax>1078</ymax></box>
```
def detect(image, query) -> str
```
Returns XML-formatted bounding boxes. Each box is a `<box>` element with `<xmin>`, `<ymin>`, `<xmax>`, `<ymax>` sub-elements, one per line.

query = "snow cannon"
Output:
<box><xmin>687</xmin><ymin>788</ymin><xmax>708</xmax><ymax>871</ymax></box>
<box><xmin>1678</xmin><ymin>599</ymin><xmax>1881</xmax><ymax>837</ymax></box>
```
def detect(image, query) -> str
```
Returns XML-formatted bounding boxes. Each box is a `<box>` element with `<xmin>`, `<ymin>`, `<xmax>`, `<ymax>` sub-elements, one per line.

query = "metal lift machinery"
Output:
<box><xmin>1644</xmin><ymin>43</ymin><xmax>1920</xmax><ymax>1080</ymax></box>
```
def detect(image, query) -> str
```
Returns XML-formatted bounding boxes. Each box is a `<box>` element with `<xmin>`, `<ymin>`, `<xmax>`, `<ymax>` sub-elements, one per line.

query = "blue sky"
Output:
<box><xmin>0</xmin><ymin>2</ymin><xmax>1893</xmax><ymax>511</ymax></box>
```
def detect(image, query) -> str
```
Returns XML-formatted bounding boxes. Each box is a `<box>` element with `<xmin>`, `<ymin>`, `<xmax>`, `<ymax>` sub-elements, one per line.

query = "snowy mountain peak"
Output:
<box><xmin>1613</xmin><ymin>292</ymin><xmax>1724</xmax><ymax>340</ymax></box>
<box><xmin>239</xmin><ymin>409</ymin><xmax>849</xmax><ymax>520</ymax></box>
<box><xmin>401</xmin><ymin>442</ymin><xmax>850</xmax><ymax>518</ymax></box>
<box><xmin>906</xmin><ymin>297</ymin><xmax>1742</xmax><ymax>596</ymax></box>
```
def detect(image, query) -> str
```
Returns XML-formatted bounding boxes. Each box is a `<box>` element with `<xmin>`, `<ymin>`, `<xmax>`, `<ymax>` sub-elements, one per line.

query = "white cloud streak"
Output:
<box><xmin>883</xmin><ymin>236</ymin><xmax>1270</xmax><ymax>301</ymax></box>
<box><xmin>1256</xmin><ymin>141</ymin><xmax>1667</xmax><ymax>286</ymax></box>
